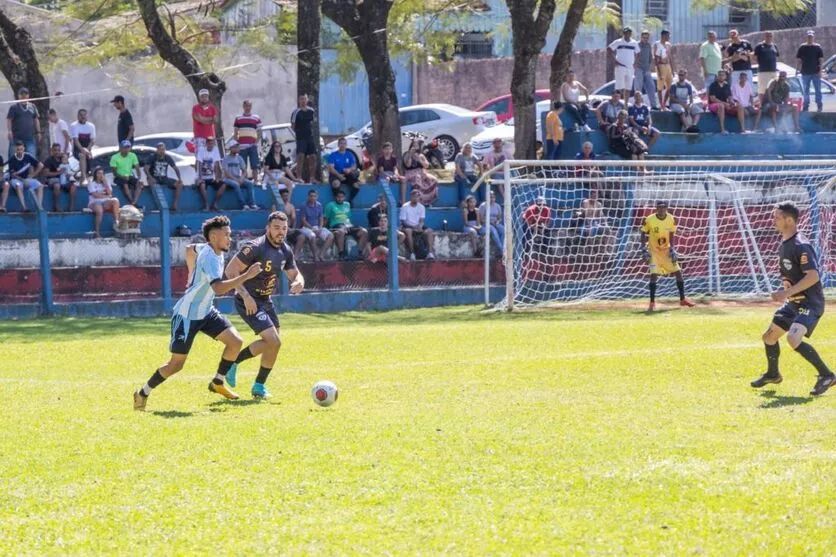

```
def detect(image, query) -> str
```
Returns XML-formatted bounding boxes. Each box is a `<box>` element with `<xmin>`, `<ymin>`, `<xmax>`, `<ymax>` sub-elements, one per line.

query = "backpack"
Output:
<box><xmin>413</xmin><ymin>230</ymin><xmax>430</xmax><ymax>260</ymax></box>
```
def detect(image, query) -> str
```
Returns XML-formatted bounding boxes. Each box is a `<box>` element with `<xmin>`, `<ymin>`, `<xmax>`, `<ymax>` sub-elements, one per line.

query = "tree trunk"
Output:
<box><xmin>136</xmin><ymin>0</ymin><xmax>227</xmax><ymax>149</ymax></box>
<box><xmin>0</xmin><ymin>8</ymin><xmax>50</xmax><ymax>159</ymax></box>
<box><xmin>549</xmin><ymin>0</ymin><xmax>589</xmax><ymax>102</ymax></box>
<box><xmin>507</xmin><ymin>0</ymin><xmax>557</xmax><ymax>160</ymax></box>
<box><xmin>297</xmin><ymin>0</ymin><xmax>322</xmax><ymax>182</ymax></box>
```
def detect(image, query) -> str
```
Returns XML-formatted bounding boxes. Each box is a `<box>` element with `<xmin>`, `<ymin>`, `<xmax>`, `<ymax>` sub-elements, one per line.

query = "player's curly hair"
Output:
<box><xmin>267</xmin><ymin>211</ymin><xmax>288</xmax><ymax>223</ymax></box>
<box><xmin>202</xmin><ymin>215</ymin><xmax>231</xmax><ymax>240</ymax></box>
<box><xmin>775</xmin><ymin>201</ymin><xmax>799</xmax><ymax>221</ymax></box>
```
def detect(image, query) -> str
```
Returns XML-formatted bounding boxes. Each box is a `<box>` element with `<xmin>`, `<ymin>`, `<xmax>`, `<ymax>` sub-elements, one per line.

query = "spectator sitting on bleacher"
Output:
<box><xmin>42</xmin><ymin>143</ymin><xmax>78</xmax><ymax>212</ymax></box>
<box><xmin>561</xmin><ymin>70</ymin><xmax>593</xmax><ymax>130</ymax></box>
<box><xmin>731</xmin><ymin>71</ymin><xmax>762</xmax><ymax>133</ymax></box>
<box><xmin>374</xmin><ymin>142</ymin><xmax>407</xmax><ymax>202</ymax></box>
<box><xmin>262</xmin><ymin>140</ymin><xmax>298</xmax><ymax>195</ymax></box>
<box><xmin>87</xmin><ymin>167</ymin><xmax>120</xmax><ymax>238</ymax></box>
<box><xmin>596</xmin><ymin>92</ymin><xmax>626</xmax><ymax>131</ymax></box>
<box><xmin>628</xmin><ymin>91</ymin><xmax>661</xmax><ymax>150</ymax></box>
<box><xmin>110</xmin><ymin>140</ymin><xmax>144</xmax><ymax>209</ymax></box>
<box><xmin>462</xmin><ymin>195</ymin><xmax>484</xmax><ymax>255</ymax></box>
<box><xmin>479</xmin><ymin>191</ymin><xmax>505</xmax><ymax>259</ymax></box>
<box><xmin>3</xmin><ymin>140</ymin><xmax>43</xmax><ymax>212</ymax></box>
<box><xmin>522</xmin><ymin>195</ymin><xmax>552</xmax><ymax>259</ymax></box>
<box><xmin>368</xmin><ymin>213</ymin><xmax>404</xmax><ymax>264</ymax></box>
<box><xmin>369</xmin><ymin>193</ymin><xmax>406</xmax><ymax>248</ymax></box>
<box><xmin>325</xmin><ymin>189</ymin><xmax>368</xmax><ymax>260</ymax></box>
<box><xmin>327</xmin><ymin>137</ymin><xmax>361</xmax><ymax>203</ymax></box>
<box><xmin>280</xmin><ymin>188</ymin><xmax>302</xmax><ymax>255</ymax></box>
<box><xmin>763</xmin><ymin>71</ymin><xmax>801</xmax><ymax>133</ymax></box>
<box><xmin>144</xmin><ymin>142</ymin><xmax>184</xmax><ymax>211</ymax></box>
<box><xmin>579</xmin><ymin>188</ymin><xmax>614</xmax><ymax>259</ymax></box>
<box><xmin>298</xmin><ymin>188</ymin><xmax>334</xmax><ymax>261</ymax></box>
<box><xmin>454</xmin><ymin>143</ymin><xmax>481</xmax><ymax>203</ymax></box>
<box><xmin>707</xmin><ymin>70</ymin><xmax>736</xmax><ymax>135</ymax></box>
<box><xmin>222</xmin><ymin>142</ymin><xmax>258</xmax><ymax>210</ymax></box>
<box><xmin>607</xmin><ymin>111</ymin><xmax>649</xmax><ymax>172</ymax></box>
<box><xmin>196</xmin><ymin>136</ymin><xmax>223</xmax><ymax>211</ymax></box>
<box><xmin>666</xmin><ymin>69</ymin><xmax>703</xmax><ymax>131</ymax></box>
<box><xmin>481</xmin><ymin>138</ymin><xmax>507</xmax><ymax>186</ymax></box>
<box><xmin>403</xmin><ymin>139</ymin><xmax>439</xmax><ymax>206</ymax></box>
<box><xmin>400</xmin><ymin>189</ymin><xmax>436</xmax><ymax>261</ymax></box>
<box><xmin>70</xmin><ymin>109</ymin><xmax>95</xmax><ymax>185</ymax></box>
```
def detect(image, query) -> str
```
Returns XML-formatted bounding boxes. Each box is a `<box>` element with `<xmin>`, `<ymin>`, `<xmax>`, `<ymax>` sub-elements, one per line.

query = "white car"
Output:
<box><xmin>471</xmin><ymin>100</ymin><xmax>551</xmax><ymax>158</ymax></box>
<box><xmin>132</xmin><ymin>132</ymin><xmax>196</xmax><ymax>156</ymax></box>
<box><xmin>89</xmin><ymin>145</ymin><xmax>197</xmax><ymax>185</ymax></box>
<box><xmin>258</xmin><ymin>123</ymin><xmax>325</xmax><ymax>163</ymax></box>
<box><xmin>325</xmin><ymin>103</ymin><xmax>498</xmax><ymax>162</ymax></box>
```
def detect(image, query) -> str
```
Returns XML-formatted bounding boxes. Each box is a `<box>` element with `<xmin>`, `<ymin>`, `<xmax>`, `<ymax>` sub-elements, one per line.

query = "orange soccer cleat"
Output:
<box><xmin>680</xmin><ymin>298</ymin><xmax>696</xmax><ymax>308</ymax></box>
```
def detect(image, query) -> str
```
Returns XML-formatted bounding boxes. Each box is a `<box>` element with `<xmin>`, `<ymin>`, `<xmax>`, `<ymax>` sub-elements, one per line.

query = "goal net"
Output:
<box><xmin>484</xmin><ymin>159</ymin><xmax>836</xmax><ymax>310</ymax></box>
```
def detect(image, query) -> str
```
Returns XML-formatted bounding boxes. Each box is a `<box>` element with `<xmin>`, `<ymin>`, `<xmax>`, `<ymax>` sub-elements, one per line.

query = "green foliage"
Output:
<box><xmin>691</xmin><ymin>0</ymin><xmax>814</xmax><ymax>16</ymax></box>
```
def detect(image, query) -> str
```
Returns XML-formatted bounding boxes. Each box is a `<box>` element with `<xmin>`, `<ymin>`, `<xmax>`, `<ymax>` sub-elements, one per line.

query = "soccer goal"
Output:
<box><xmin>478</xmin><ymin>159</ymin><xmax>836</xmax><ymax>310</ymax></box>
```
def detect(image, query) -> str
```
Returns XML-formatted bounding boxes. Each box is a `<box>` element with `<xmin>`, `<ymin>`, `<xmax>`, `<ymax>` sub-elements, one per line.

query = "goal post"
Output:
<box><xmin>481</xmin><ymin>159</ymin><xmax>836</xmax><ymax>310</ymax></box>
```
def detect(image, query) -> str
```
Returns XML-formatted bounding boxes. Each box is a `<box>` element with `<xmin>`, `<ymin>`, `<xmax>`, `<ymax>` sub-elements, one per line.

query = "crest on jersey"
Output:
<box><xmin>782</xmin><ymin>258</ymin><xmax>793</xmax><ymax>270</ymax></box>
<box><xmin>242</xmin><ymin>246</ymin><xmax>252</xmax><ymax>256</ymax></box>
<box><xmin>800</xmin><ymin>253</ymin><xmax>809</xmax><ymax>266</ymax></box>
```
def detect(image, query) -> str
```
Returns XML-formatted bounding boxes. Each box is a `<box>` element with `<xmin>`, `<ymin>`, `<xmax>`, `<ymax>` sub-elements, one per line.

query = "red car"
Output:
<box><xmin>476</xmin><ymin>90</ymin><xmax>551</xmax><ymax>123</ymax></box>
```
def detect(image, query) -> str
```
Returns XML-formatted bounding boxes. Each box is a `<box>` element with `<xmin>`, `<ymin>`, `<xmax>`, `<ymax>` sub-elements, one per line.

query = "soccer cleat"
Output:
<box><xmin>647</xmin><ymin>302</ymin><xmax>656</xmax><ymax>312</ymax></box>
<box><xmin>133</xmin><ymin>390</ymin><xmax>148</xmax><ymax>411</ymax></box>
<box><xmin>680</xmin><ymin>298</ymin><xmax>696</xmax><ymax>308</ymax></box>
<box><xmin>226</xmin><ymin>362</ymin><xmax>238</xmax><ymax>387</ymax></box>
<box><xmin>810</xmin><ymin>374</ymin><xmax>836</xmax><ymax>396</ymax></box>
<box><xmin>251</xmin><ymin>383</ymin><xmax>273</xmax><ymax>400</ymax></box>
<box><xmin>750</xmin><ymin>373</ymin><xmax>783</xmax><ymax>388</ymax></box>
<box><xmin>208</xmin><ymin>382</ymin><xmax>240</xmax><ymax>400</ymax></box>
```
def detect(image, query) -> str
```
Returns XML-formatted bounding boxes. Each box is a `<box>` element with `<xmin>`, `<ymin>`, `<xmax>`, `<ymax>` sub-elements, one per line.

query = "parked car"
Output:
<box><xmin>824</xmin><ymin>54</ymin><xmax>836</xmax><ymax>85</ymax></box>
<box><xmin>471</xmin><ymin>100</ymin><xmax>551</xmax><ymax>159</ymax></box>
<box><xmin>89</xmin><ymin>145</ymin><xmax>197</xmax><ymax>185</ymax></box>
<box><xmin>133</xmin><ymin>132</ymin><xmax>196</xmax><ymax>156</ymax></box>
<box><xmin>475</xmin><ymin>90</ymin><xmax>551</xmax><ymax>123</ymax></box>
<box><xmin>324</xmin><ymin>103</ymin><xmax>497</xmax><ymax>163</ymax></box>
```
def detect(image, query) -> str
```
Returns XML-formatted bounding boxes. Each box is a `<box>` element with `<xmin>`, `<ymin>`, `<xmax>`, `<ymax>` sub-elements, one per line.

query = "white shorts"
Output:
<box><xmin>614</xmin><ymin>66</ymin><xmax>635</xmax><ymax>92</ymax></box>
<box><xmin>300</xmin><ymin>226</ymin><xmax>333</xmax><ymax>241</ymax></box>
<box><xmin>88</xmin><ymin>197</ymin><xmax>116</xmax><ymax>208</ymax></box>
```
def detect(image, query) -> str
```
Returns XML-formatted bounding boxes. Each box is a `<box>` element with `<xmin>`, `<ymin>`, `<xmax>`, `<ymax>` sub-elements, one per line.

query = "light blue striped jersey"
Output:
<box><xmin>172</xmin><ymin>244</ymin><xmax>224</xmax><ymax>321</ymax></box>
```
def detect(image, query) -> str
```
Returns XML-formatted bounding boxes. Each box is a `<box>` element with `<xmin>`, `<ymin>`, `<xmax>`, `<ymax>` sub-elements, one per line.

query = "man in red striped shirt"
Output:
<box><xmin>233</xmin><ymin>100</ymin><xmax>262</xmax><ymax>182</ymax></box>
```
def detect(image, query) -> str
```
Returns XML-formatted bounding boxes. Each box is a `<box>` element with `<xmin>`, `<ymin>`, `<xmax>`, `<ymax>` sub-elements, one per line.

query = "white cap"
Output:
<box><xmin>198</xmin><ymin>89</ymin><xmax>209</xmax><ymax>97</ymax></box>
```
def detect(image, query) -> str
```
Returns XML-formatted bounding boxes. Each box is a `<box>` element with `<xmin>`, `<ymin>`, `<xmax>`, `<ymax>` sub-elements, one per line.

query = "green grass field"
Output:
<box><xmin>2</xmin><ymin>305</ymin><xmax>835</xmax><ymax>555</ymax></box>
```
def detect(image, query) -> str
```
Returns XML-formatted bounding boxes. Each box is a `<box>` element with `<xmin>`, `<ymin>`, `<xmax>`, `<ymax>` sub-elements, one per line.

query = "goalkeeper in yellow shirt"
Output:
<box><xmin>641</xmin><ymin>200</ymin><xmax>696</xmax><ymax>311</ymax></box>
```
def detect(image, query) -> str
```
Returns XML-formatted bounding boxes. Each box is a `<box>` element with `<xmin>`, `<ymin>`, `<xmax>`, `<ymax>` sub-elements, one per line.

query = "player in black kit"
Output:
<box><xmin>751</xmin><ymin>202</ymin><xmax>835</xmax><ymax>396</ymax></box>
<box><xmin>224</xmin><ymin>211</ymin><xmax>305</xmax><ymax>399</ymax></box>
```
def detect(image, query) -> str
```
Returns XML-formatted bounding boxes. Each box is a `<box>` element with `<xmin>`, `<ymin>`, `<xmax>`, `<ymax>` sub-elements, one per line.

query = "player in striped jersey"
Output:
<box><xmin>133</xmin><ymin>216</ymin><xmax>263</xmax><ymax>411</ymax></box>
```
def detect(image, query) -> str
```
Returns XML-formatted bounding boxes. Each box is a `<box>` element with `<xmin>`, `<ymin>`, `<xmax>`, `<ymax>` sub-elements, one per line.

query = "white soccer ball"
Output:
<box><xmin>311</xmin><ymin>380</ymin><xmax>338</xmax><ymax>407</ymax></box>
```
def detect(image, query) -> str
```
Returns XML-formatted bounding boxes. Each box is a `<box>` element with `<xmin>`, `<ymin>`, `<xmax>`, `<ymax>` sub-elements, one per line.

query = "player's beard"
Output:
<box><xmin>268</xmin><ymin>232</ymin><xmax>285</xmax><ymax>246</ymax></box>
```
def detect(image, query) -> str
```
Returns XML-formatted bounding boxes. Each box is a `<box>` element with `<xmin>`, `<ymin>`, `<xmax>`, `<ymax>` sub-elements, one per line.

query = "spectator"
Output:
<box><xmin>579</xmin><ymin>188</ymin><xmax>614</xmax><ymax>261</ymax></box>
<box><xmin>545</xmin><ymin>102</ymin><xmax>564</xmax><ymax>160</ymax></box>
<box><xmin>628</xmin><ymin>91</ymin><xmax>661</xmax><ymax>150</ymax></box>
<box><xmin>298</xmin><ymin>189</ymin><xmax>334</xmax><ymax>261</ymax></box>
<box><xmin>368</xmin><ymin>213</ymin><xmax>404</xmax><ymax>264</ymax></box>
<box><xmin>653</xmin><ymin>30</ymin><xmax>674</xmax><ymax>110</ymax></box>
<box><xmin>478</xmin><ymin>191</ymin><xmax>505</xmax><ymax>259</ymax></box>
<box><xmin>521</xmin><ymin>195</ymin><xmax>552</xmax><ymax>259</ymax></box>
<box><xmin>763</xmin><ymin>71</ymin><xmax>801</xmax><ymax>133</ymax></box>
<box><xmin>42</xmin><ymin>142</ymin><xmax>77</xmax><ymax>212</ymax></box>
<box><xmin>454</xmin><ymin>142</ymin><xmax>481</xmax><ymax>202</ymax></box>
<box><xmin>667</xmin><ymin>69</ymin><xmax>703</xmax><ymax>131</ymax></box>
<box><xmin>6</xmin><ymin>87</ymin><xmax>40</xmax><ymax>160</ymax></box>
<box><xmin>607</xmin><ymin>110</ymin><xmax>648</xmax><ymax>170</ymax></box>
<box><xmin>233</xmin><ymin>99</ymin><xmax>262</xmax><ymax>181</ymax></box>
<box><xmin>754</xmin><ymin>32</ymin><xmax>780</xmax><ymax>103</ymax></box>
<box><xmin>48</xmin><ymin>109</ymin><xmax>71</xmax><ymax>156</ymax></box>
<box><xmin>291</xmin><ymin>93</ymin><xmax>318</xmax><ymax>183</ymax></box>
<box><xmin>576</xmin><ymin>142</ymin><xmax>618</xmax><ymax>214</ymax></box>
<box><xmin>731</xmin><ymin>71</ymin><xmax>762</xmax><ymax>133</ymax></box>
<box><xmin>574</xmin><ymin>141</ymin><xmax>603</xmax><ymax>179</ymax></box>
<box><xmin>403</xmin><ymin>139</ymin><xmax>438</xmax><ymax>206</ymax></box>
<box><xmin>634</xmin><ymin>31</ymin><xmax>656</xmax><ymax>109</ymax></box>
<box><xmin>700</xmin><ymin>30</ymin><xmax>723</xmax><ymax>90</ymax></box>
<box><xmin>195</xmin><ymin>136</ymin><xmax>223</xmax><ymax>211</ymax></box>
<box><xmin>192</xmin><ymin>89</ymin><xmax>218</xmax><ymax>155</ymax></box>
<box><xmin>279</xmin><ymin>188</ymin><xmax>302</xmax><ymax>251</ymax></box>
<box><xmin>70</xmin><ymin>108</ymin><xmax>95</xmax><ymax>185</ymax></box>
<box><xmin>4</xmin><ymin>140</ymin><xmax>43</xmax><ymax>212</ymax></box>
<box><xmin>796</xmin><ymin>30</ymin><xmax>824</xmax><ymax>113</ymax></box>
<box><xmin>400</xmin><ymin>189</ymin><xmax>436</xmax><ymax>261</ymax></box>
<box><xmin>374</xmin><ymin>141</ymin><xmax>407</xmax><ymax>202</ymax></box>
<box><xmin>462</xmin><ymin>194</ymin><xmax>484</xmax><ymax>255</ymax></box>
<box><xmin>110</xmin><ymin>140</ymin><xmax>144</xmax><ymax>208</ymax></box>
<box><xmin>111</xmin><ymin>95</ymin><xmax>135</xmax><ymax>145</ymax></box>
<box><xmin>262</xmin><ymin>140</ymin><xmax>298</xmax><ymax>195</ymax></box>
<box><xmin>481</xmin><ymin>138</ymin><xmax>508</xmax><ymax>191</ymax></box>
<box><xmin>596</xmin><ymin>92</ymin><xmax>626</xmax><ymax>131</ymax></box>
<box><xmin>325</xmin><ymin>189</ymin><xmax>367</xmax><ymax>259</ymax></box>
<box><xmin>560</xmin><ymin>70</ymin><xmax>592</xmax><ymax>130</ymax></box>
<box><xmin>143</xmin><ymin>142</ymin><xmax>184</xmax><ymax>211</ymax></box>
<box><xmin>222</xmin><ymin>141</ymin><xmax>258</xmax><ymax>210</ymax></box>
<box><xmin>725</xmin><ymin>28</ymin><xmax>754</xmax><ymax>85</ymax></box>
<box><xmin>707</xmin><ymin>70</ymin><xmax>735</xmax><ymax>135</ymax></box>
<box><xmin>608</xmin><ymin>26</ymin><xmax>640</xmax><ymax>100</ymax></box>
<box><xmin>327</xmin><ymin>137</ymin><xmax>361</xmax><ymax>202</ymax></box>
<box><xmin>87</xmin><ymin>167</ymin><xmax>120</xmax><ymax>238</ymax></box>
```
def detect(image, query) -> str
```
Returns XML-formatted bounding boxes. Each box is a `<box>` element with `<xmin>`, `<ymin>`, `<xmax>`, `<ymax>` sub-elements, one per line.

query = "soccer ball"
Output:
<box><xmin>311</xmin><ymin>380</ymin><xmax>338</xmax><ymax>407</ymax></box>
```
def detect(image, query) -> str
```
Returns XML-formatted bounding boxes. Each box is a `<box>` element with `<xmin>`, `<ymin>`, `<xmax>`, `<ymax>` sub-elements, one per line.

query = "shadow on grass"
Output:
<box><xmin>758</xmin><ymin>390</ymin><xmax>814</xmax><ymax>409</ymax></box>
<box><xmin>207</xmin><ymin>399</ymin><xmax>265</xmax><ymax>408</ymax></box>
<box><xmin>151</xmin><ymin>409</ymin><xmax>197</xmax><ymax>418</ymax></box>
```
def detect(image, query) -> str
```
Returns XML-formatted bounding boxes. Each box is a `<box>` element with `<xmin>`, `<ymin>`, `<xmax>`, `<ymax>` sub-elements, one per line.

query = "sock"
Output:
<box><xmin>649</xmin><ymin>282</ymin><xmax>657</xmax><ymax>303</ymax></box>
<box><xmin>255</xmin><ymin>366</ymin><xmax>273</xmax><ymax>386</ymax></box>
<box><xmin>765</xmin><ymin>343</ymin><xmax>780</xmax><ymax>376</ymax></box>
<box><xmin>212</xmin><ymin>358</ymin><xmax>235</xmax><ymax>385</ymax></box>
<box><xmin>141</xmin><ymin>369</ymin><xmax>165</xmax><ymax>397</ymax></box>
<box><xmin>676</xmin><ymin>280</ymin><xmax>685</xmax><ymax>301</ymax></box>
<box><xmin>795</xmin><ymin>342</ymin><xmax>834</xmax><ymax>378</ymax></box>
<box><xmin>235</xmin><ymin>345</ymin><xmax>256</xmax><ymax>364</ymax></box>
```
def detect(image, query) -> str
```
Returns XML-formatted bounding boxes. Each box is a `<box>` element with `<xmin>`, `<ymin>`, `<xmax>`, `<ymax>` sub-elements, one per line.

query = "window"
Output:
<box><xmin>454</xmin><ymin>32</ymin><xmax>494</xmax><ymax>59</ymax></box>
<box><xmin>399</xmin><ymin>110</ymin><xmax>419</xmax><ymax>127</ymax></box>
<box><xmin>415</xmin><ymin>110</ymin><xmax>441</xmax><ymax>124</ymax></box>
<box><xmin>728</xmin><ymin>1</ymin><xmax>748</xmax><ymax>24</ymax></box>
<box><xmin>646</xmin><ymin>0</ymin><xmax>668</xmax><ymax>21</ymax></box>
<box><xmin>485</xmin><ymin>98</ymin><xmax>511</xmax><ymax>116</ymax></box>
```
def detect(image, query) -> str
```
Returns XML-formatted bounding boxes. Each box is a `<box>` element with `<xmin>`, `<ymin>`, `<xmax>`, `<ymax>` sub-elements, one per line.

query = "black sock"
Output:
<box><xmin>141</xmin><ymin>369</ymin><xmax>166</xmax><ymax>396</ymax></box>
<box><xmin>212</xmin><ymin>358</ymin><xmax>235</xmax><ymax>385</ymax></box>
<box><xmin>676</xmin><ymin>280</ymin><xmax>685</xmax><ymax>301</ymax></box>
<box><xmin>649</xmin><ymin>282</ymin><xmax>657</xmax><ymax>302</ymax></box>
<box><xmin>255</xmin><ymin>366</ymin><xmax>272</xmax><ymax>385</ymax></box>
<box><xmin>235</xmin><ymin>346</ymin><xmax>255</xmax><ymax>364</ymax></box>
<box><xmin>795</xmin><ymin>342</ymin><xmax>834</xmax><ymax>378</ymax></box>
<box><xmin>765</xmin><ymin>343</ymin><xmax>780</xmax><ymax>376</ymax></box>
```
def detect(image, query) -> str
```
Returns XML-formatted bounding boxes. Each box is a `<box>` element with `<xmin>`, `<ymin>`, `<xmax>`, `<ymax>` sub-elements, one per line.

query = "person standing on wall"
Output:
<box><xmin>291</xmin><ymin>93</ymin><xmax>318</xmax><ymax>184</ymax></box>
<box><xmin>111</xmin><ymin>95</ymin><xmax>135</xmax><ymax>145</ymax></box>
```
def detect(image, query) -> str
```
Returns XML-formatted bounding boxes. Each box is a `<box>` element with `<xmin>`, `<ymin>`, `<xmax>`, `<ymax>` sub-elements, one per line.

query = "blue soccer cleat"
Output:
<box><xmin>226</xmin><ymin>362</ymin><xmax>238</xmax><ymax>387</ymax></box>
<box><xmin>251</xmin><ymin>382</ymin><xmax>272</xmax><ymax>400</ymax></box>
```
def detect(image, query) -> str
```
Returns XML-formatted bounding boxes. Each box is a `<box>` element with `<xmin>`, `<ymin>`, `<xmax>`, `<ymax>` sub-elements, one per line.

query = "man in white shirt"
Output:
<box><xmin>70</xmin><ymin>109</ymin><xmax>96</xmax><ymax>185</ymax></box>
<box><xmin>730</xmin><ymin>71</ymin><xmax>762</xmax><ymax>133</ymax></box>
<box><xmin>195</xmin><ymin>136</ymin><xmax>224</xmax><ymax>211</ymax></box>
<box><xmin>48</xmin><ymin>109</ymin><xmax>71</xmax><ymax>156</ymax></box>
<box><xmin>608</xmin><ymin>26</ymin><xmax>640</xmax><ymax>100</ymax></box>
<box><xmin>399</xmin><ymin>189</ymin><xmax>435</xmax><ymax>261</ymax></box>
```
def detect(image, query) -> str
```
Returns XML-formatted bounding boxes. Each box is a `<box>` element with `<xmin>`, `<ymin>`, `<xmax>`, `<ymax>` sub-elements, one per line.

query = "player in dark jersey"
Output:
<box><xmin>751</xmin><ymin>201</ymin><xmax>835</xmax><ymax>396</ymax></box>
<box><xmin>224</xmin><ymin>211</ymin><xmax>305</xmax><ymax>399</ymax></box>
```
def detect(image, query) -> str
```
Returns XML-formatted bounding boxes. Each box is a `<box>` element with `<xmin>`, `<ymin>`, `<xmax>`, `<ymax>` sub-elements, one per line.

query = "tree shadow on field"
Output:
<box><xmin>2</xmin><ymin>317</ymin><xmax>167</xmax><ymax>343</ymax></box>
<box><xmin>207</xmin><ymin>399</ymin><xmax>265</xmax><ymax>408</ymax></box>
<box><xmin>758</xmin><ymin>390</ymin><xmax>814</xmax><ymax>409</ymax></box>
<box><xmin>151</xmin><ymin>410</ymin><xmax>197</xmax><ymax>418</ymax></box>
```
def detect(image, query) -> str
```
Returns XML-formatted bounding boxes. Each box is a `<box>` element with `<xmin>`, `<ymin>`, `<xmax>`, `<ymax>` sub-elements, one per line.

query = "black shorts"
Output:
<box><xmin>114</xmin><ymin>175</ymin><xmax>139</xmax><ymax>188</ymax></box>
<box><xmin>155</xmin><ymin>177</ymin><xmax>179</xmax><ymax>188</ymax></box>
<box><xmin>201</xmin><ymin>179</ymin><xmax>222</xmax><ymax>188</ymax></box>
<box><xmin>772</xmin><ymin>302</ymin><xmax>823</xmax><ymax>337</ymax></box>
<box><xmin>296</xmin><ymin>137</ymin><xmax>317</xmax><ymax>156</ymax></box>
<box><xmin>169</xmin><ymin>307</ymin><xmax>231</xmax><ymax>354</ymax></box>
<box><xmin>286</xmin><ymin>229</ymin><xmax>301</xmax><ymax>244</ymax></box>
<box><xmin>235</xmin><ymin>295</ymin><xmax>279</xmax><ymax>334</ymax></box>
<box><xmin>331</xmin><ymin>225</ymin><xmax>364</xmax><ymax>239</ymax></box>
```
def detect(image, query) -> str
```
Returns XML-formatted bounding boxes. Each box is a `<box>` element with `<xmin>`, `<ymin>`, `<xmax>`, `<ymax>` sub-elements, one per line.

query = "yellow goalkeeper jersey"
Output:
<box><xmin>642</xmin><ymin>213</ymin><xmax>677</xmax><ymax>252</ymax></box>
